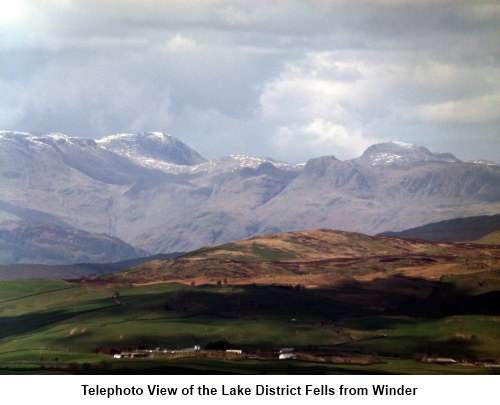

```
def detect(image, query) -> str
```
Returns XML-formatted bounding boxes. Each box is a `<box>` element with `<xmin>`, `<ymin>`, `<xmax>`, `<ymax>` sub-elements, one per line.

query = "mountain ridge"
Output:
<box><xmin>97</xmin><ymin>131</ymin><xmax>207</xmax><ymax>168</ymax></box>
<box><xmin>0</xmin><ymin>220</ymin><xmax>146</xmax><ymax>265</ymax></box>
<box><xmin>355</xmin><ymin>141</ymin><xmax>461</xmax><ymax>167</ymax></box>
<box><xmin>102</xmin><ymin>228</ymin><xmax>500</xmax><ymax>287</ymax></box>
<box><xmin>1</xmin><ymin>130</ymin><xmax>500</xmax><ymax>265</ymax></box>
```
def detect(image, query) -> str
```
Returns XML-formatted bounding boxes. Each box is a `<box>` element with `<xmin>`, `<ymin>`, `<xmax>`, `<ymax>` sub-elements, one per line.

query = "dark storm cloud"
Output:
<box><xmin>1</xmin><ymin>0</ymin><xmax>499</xmax><ymax>161</ymax></box>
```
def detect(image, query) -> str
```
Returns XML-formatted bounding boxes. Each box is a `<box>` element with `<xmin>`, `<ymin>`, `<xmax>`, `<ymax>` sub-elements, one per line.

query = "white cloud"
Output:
<box><xmin>0</xmin><ymin>0</ymin><xmax>28</xmax><ymax>24</ymax></box>
<box><xmin>0</xmin><ymin>79</ymin><xmax>23</xmax><ymax>127</ymax></box>
<box><xmin>7</xmin><ymin>58</ymin><xmax>173</xmax><ymax>136</ymax></box>
<box><xmin>417</xmin><ymin>92</ymin><xmax>500</xmax><ymax>123</ymax></box>
<box><xmin>164</xmin><ymin>34</ymin><xmax>198</xmax><ymax>53</ymax></box>
<box><xmin>258</xmin><ymin>50</ymin><xmax>500</xmax><ymax>160</ymax></box>
<box><xmin>275</xmin><ymin>119</ymin><xmax>376</xmax><ymax>160</ymax></box>
<box><xmin>259</xmin><ymin>54</ymin><xmax>382</xmax><ymax>159</ymax></box>
<box><xmin>0</xmin><ymin>0</ymin><xmax>499</xmax><ymax>162</ymax></box>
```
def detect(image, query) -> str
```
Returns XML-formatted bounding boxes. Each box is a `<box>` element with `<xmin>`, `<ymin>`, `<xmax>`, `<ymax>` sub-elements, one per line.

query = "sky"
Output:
<box><xmin>0</xmin><ymin>0</ymin><xmax>499</xmax><ymax>163</ymax></box>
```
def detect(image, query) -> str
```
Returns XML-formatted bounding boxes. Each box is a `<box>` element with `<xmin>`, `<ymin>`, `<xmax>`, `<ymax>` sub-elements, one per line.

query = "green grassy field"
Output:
<box><xmin>0</xmin><ymin>277</ymin><xmax>499</xmax><ymax>374</ymax></box>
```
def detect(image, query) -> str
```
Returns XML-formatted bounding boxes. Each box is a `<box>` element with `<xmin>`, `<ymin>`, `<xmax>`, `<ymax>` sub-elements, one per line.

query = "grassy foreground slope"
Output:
<box><xmin>1</xmin><ymin>273</ymin><xmax>500</xmax><ymax>374</ymax></box>
<box><xmin>1</xmin><ymin>229</ymin><xmax>500</xmax><ymax>374</ymax></box>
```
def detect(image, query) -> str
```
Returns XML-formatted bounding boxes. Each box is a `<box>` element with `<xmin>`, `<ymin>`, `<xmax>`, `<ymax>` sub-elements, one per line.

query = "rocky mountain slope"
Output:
<box><xmin>1</xmin><ymin>130</ymin><xmax>499</xmax><ymax>264</ymax></box>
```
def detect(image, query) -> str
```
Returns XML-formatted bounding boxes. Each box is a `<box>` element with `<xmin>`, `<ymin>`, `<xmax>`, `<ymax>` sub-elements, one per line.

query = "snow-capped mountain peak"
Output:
<box><xmin>45</xmin><ymin>132</ymin><xmax>72</xmax><ymax>141</ymax></box>
<box><xmin>39</xmin><ymin>132</ymin><xmax>98</xmax><ymax>148</ymax></box>
<box><xmin>227</xmin><ymin>154</ymin><xmax>285</xmax><ymax>169</ymax></box>
<box><xmin>357</xmin><ymin>141</ymin><xmax>460</xmax><ymax>166</ymax></box>
<box><xmin>203</xmin><ymin>154</ymin><xmax>299</xmax><ymax>172</ymax></box>
<box><xmin>0</xmin><ymin>130</ymin><xmax>31</xmax><ymax>137</ymax></box>
<box><xmin>97</xmin><ymin>131</ymin><xmax>206</xmax><ymax>168</ymax></box>
<box><xmin>1</xmin><ymin>129</ymin><xmax>500</xmax><ymax>265</ymax></box>
<box><xmin>98</xmin><ymin>131</ymin><xmax>173</xmax><ymax>145</ymax></box>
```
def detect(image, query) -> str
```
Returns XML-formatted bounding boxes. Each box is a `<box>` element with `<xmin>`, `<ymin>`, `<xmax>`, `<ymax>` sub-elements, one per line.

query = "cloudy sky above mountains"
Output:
<box><xmin>1</xmin><ymin>0</ymin><xmax>499</xmax><ymax>162</ymax></box>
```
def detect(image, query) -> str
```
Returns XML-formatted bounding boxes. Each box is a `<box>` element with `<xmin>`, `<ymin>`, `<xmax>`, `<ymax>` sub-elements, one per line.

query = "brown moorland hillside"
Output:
<box><xmin>475</xmin><ymin>230</ymin><xmax>500</xmax><ymax>245</ymax></box>
<box><xmin>98</xmin><ymin>229</ymin><xmax>500</xmax><ymax>288</ymax></box>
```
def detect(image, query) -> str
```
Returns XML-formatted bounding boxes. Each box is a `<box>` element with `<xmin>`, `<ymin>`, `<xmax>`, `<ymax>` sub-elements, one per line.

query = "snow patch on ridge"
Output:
<box><xmin>0</xmin><ymin>130</ymin><xmax>31</xmax><ymax>137</ymax></box>
<box><xmin>470</xmin><ymin>160</ymin><xmax>498</xmax><ymax>166</ymax></box>
<box><xmin>97</xmin><ymin>132</ymin><xmax>174</xmax><ymax>145</ymax></box>
<box><xmin>370</xmin><ymin>152</ymin><xmax>405</xmax><ymax>166</ymax></box>
<box><xmin>45</xmin><ymin>132</ymin><xmax>72</xmax><ymax>141</ymax></box>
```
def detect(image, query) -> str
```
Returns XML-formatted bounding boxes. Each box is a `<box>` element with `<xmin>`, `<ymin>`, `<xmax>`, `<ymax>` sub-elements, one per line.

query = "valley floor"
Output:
<box><xmin>0</xmin><ymin>277</ymin><xmax>499</xmax><ymax>374</ymax></box>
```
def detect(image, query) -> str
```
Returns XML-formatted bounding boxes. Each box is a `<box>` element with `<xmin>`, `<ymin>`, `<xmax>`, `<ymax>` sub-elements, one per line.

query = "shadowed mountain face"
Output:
<box><xmin>0</xmin><ymin>220</ymin><xmax>145</xmax><ymax>265</ymax></box>
<box><xmin>0</xmin><ymin>252</ymin><xmax>182</xmax><ymax>280</ymax></box>
<box><xmin>102</xmin><ymin>229</ymin><xmax>500</xmax><ymax>287</ymax></box>
<box><xmin>381</xmin><ymin>214</ymin><xmax>500</xmax><ymax>243</ymax></box>
<box><xmin>0</xmin><ymin>199</ymin><xmax>146</xmax><ymax>265</ymax></box>
<box><xmin>1</xmin><ymin>130</ymin><xmax>500</xmax><ymax>264</ymax></box>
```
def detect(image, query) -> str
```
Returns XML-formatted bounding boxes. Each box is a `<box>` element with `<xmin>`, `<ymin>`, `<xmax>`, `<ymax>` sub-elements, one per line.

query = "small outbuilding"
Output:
<box><xmin>279</xmin><ymin>353</ymin><xmax>297</xmax><ymax>360</ymax></box>
<box><xmin>226</xmin><ymin>349</ymin><xmax>243</xmax><ymax>355</ymax></box>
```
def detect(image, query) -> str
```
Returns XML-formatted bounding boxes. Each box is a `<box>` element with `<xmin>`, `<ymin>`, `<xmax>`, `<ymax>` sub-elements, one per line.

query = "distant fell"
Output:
<box><xmin>381</xmin><ymin>214</ymin><xmax>500</xmax><ymax>242</ymax></box>
<box><xmin>101</xmin><ymin>228</ymin><xmax>500</xmax><ymax>287</ymax></box>
<box><xmin>0</xmin><ymin>252</ymin><xmax>183</xmax><ymax>280</ymax></box>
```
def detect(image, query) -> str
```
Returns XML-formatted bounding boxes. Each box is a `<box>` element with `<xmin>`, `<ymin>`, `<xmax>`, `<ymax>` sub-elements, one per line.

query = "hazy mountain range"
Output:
<box><xmin>1</xmin><ymin>130</ymin><xmax>499</xmax><ymax>265</ymax></box>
